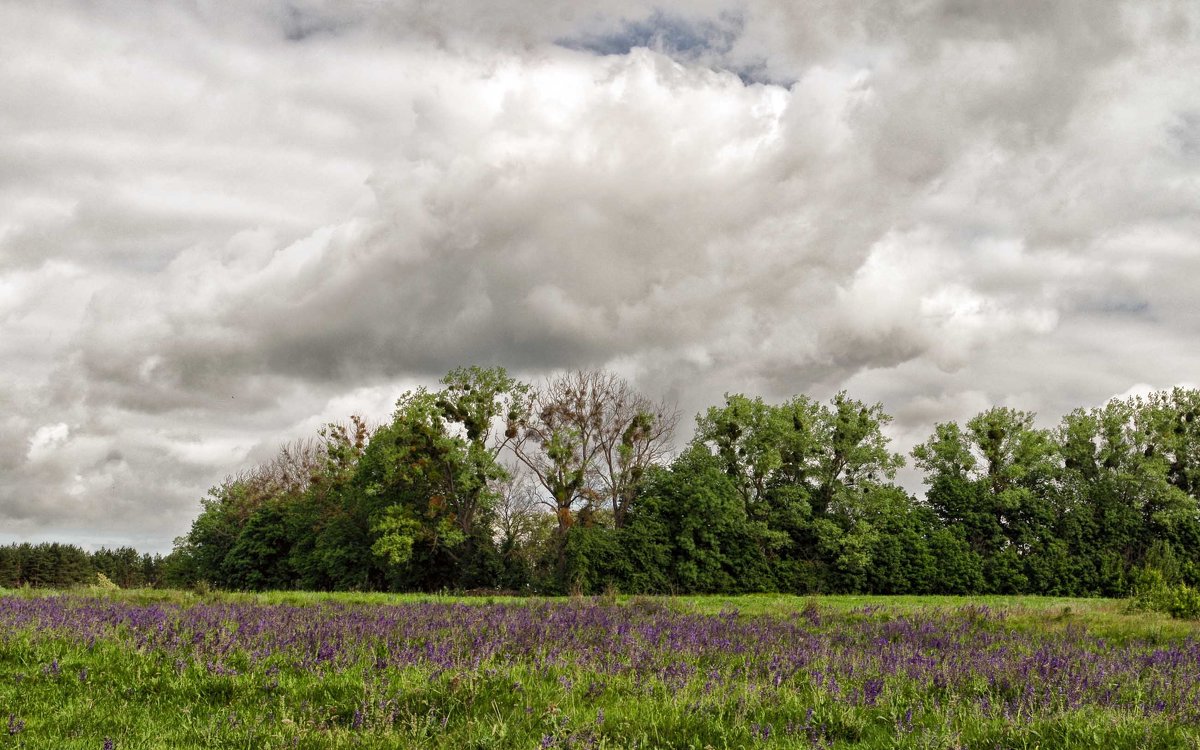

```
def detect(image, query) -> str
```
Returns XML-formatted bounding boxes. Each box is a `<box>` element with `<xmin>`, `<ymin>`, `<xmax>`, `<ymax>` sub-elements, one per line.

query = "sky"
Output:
<box><xmin>2</xmin><ymin>0</ymin><xmax>1199</xmax><ymax>553</ymax></box>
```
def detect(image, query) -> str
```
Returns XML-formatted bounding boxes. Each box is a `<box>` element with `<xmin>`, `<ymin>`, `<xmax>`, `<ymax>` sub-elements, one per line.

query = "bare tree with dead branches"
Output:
<box><xmin>510</xmin><ymin>369</ymin><xmax>677</xmax><ymax>534</ymax></box>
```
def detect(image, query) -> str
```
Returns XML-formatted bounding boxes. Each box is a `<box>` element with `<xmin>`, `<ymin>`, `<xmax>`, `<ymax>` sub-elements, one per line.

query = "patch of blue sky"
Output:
<box><xmin>558</xmin><ymin>10</ymin><xmax>792</xmax><ymax>87</ymax></box>
<box><xmin>560</xmin><ymin>10</ymin><xmax>738</xmax><ymax>57</ymax></box>
<box><xmin>1075</xmin><ymin>298</ymin><xmax>1153</xmax><ymax>317</ymax></box>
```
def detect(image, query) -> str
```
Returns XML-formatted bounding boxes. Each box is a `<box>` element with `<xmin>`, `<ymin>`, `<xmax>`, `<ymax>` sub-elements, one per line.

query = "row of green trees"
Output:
<box><xmin>0</xmin><ymin>543</ymin><xmax>165</xmax><ymax>589</ymax></box>
<box><xmin>164</xmin><ymin>367</ymin><xmax>1200</xmax><ymax>597</ymax></box>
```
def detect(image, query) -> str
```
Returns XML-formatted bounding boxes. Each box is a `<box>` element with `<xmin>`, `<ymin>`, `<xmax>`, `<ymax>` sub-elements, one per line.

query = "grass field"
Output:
<box><xmin>1</xmin><ymin>589</ymin><xmax>1198</xmax><ymax>749</ymax></box>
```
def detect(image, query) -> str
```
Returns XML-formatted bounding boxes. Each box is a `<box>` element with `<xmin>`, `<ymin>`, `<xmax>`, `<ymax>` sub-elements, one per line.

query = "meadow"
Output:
<box><xmin>1</xmin><ymin>590</ymin><xmax>1199</xmax><ymax>749</ymax></box>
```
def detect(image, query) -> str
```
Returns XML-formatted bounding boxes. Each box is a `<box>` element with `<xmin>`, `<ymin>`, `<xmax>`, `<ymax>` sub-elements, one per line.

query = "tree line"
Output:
<box><xmin>0</xmin><ymin>543</ymin><xmax>165</xmax><ymax>589</ymax></box>
<box><xmin>6</xmin><ymin>367</ymin><xmax>1198</xmax><ymax>596</ymax></box>
<box><xmin>158</xmin><ymin>367</ymin><xmax>1200</xmax><ymax>597</ymax></box>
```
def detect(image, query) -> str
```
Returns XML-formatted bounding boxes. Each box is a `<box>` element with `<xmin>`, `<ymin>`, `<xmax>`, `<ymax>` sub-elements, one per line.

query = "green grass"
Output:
<box><xmin>674</xmin><ymin>593</ymin><xmax>1200</xmax><ymax>640</ymax></box>
<box><xmin>13</xmin><ymin>586</ymin><xmax>1187</xmax><ymax>639</ymax></box>
<box><xmin>2</xmin><ymin>589</ymin><xmax>1199</xmax><ymax>749</ymax></box>
<box><xmin>6</xmin><ymin>584</ymin><xmax>1199</xmax><ymax>658</ymax></box>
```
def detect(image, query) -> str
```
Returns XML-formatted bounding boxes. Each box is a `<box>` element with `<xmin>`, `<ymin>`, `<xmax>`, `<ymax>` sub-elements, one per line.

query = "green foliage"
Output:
<box><xmin>1130</xmin><ymin>560</ymin><xmax>1200</xmax><ymax>620</ymax></box>
<box><xmin>224</xmin><ymin>502</ymin><xmax>295</xmax><ymax>590</ymax></box>
<box><xmin>691</xmin><ymin>392</ymin><xmax>909</xmax><ymax>594</ymax></box>
<box><xmin>622</xmin><ymin>447</ymin><xmax>779</xmax><ymax>594</ymax></box>
<box><xmin>370</xmin><ymin>504</ymin><xmax>423</xmax><ymax>568</ymax></box>
<box><xmin>561</xmin><ymin>525</ymin><xmax>627</xmax><ymax>595</ymax></box>
<box><xmin>163</xmin><ymin>367</ymin><xmax>534</xmax><ymax>593</ymax></box>
<box><xmin>1161</xmin><ymin>584</ymin><xmax>1200</xmax><ymax>620</ymax></box>
<box><xmin>155</xmin><ymin>374</ymin><xmax>1200</xmax><ymax>600</ymax></box>
<box><xmin>0</xmin><ymin>543</ymin><xmax>165</xmax><ymax>590</ymax></box>
<box><xmin>92</xmin><ymin>572</ymin><xmax>119</xmax><ymax>590</ymax></box>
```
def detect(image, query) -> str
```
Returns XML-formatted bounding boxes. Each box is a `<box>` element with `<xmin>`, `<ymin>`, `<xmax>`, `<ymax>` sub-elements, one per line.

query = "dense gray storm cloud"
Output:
<box><xmin>2</xmin><ymin>1</ymin><xmax>1198</xmax><ymax>551</ymax></box>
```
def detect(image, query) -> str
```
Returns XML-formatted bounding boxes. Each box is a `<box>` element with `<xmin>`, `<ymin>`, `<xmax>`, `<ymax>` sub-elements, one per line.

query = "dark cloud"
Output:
<box><xmin>1</xmin><ymin>0</ymin><xmax>1198</xmax><ymax>551</ymax></box>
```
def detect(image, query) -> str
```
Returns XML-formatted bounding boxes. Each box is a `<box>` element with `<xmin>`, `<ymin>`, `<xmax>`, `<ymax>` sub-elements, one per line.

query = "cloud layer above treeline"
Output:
<box><xmin>2</xmin><ymin>0</ymin><xmax>1198</xmax><ymax>550</ymax></box>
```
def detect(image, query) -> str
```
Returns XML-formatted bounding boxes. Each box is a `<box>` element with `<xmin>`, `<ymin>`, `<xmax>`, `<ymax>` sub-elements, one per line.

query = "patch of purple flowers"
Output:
<box><xmin>1</xmin><ymin>594</ymin><xmax>1200</xmax><ymax>737</ymax></box>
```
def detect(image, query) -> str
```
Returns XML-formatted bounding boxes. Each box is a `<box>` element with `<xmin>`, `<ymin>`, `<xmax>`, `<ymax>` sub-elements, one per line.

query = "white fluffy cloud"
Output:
<box><xmin>2</xmin><ymin>0</ymin><xmax>1199</xmax><ymax>550</ymax></box>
